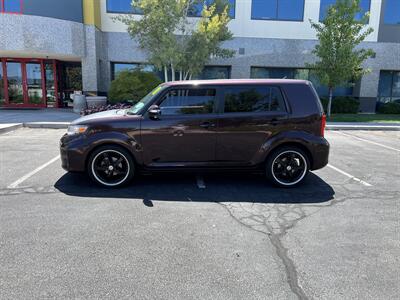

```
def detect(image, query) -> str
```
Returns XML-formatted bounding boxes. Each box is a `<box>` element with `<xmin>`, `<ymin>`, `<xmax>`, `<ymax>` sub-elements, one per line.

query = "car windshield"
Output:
<box><xmin>127</xmin><ymin>84</ymin><xmax>166</xmax><ymax>115</ymax></box>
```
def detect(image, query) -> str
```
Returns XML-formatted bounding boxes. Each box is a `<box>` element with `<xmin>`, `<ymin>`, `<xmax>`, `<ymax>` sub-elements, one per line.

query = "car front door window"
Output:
<box><xmin>159</xmin><ymin>88</ymin><xmax>216</xmax><ymax>115</ymax></box>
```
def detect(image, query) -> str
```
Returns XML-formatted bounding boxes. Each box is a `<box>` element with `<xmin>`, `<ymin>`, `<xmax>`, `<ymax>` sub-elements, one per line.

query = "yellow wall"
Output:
<box><xmin>83</xmin><ymin>0</ymin><xmax>101</xmax><ymax>29</ymax></box>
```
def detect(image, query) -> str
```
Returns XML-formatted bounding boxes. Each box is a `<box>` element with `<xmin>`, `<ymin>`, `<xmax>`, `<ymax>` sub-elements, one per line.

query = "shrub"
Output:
<box><xmin>377</xmin><ymin>102</ymin><xmax>400</xmax><ymax>114</ymax></box>
<box><xmin>320</xmin><ymin>98</ymin><xmax>329</xmax><ymax>112</ymax></box>
<box><xmin>108</xmin><ymin>69</ymin><xmax>162</xmax><ymax>104</ymax></box>
<box><xmin>319</xmin><ymin>96</ymin><xmax>359</xmax><ymax>114</ymax></box>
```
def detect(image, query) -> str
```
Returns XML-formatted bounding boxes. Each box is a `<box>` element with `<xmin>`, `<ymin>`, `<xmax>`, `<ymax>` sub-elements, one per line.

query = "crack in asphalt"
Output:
<box><xmin>215</xmin><ymin>184</ymin><xmax>397</xmax><ymax>300</ymax></box>
<box><xmin>218</xmin><ymin>201</ymin><xmax>311</xmax><ymax>300</ymax></box>
<box><xmin>218</xmin><ymin>201</ymin><xmax>310</xmax><ymax>300</ymax></box>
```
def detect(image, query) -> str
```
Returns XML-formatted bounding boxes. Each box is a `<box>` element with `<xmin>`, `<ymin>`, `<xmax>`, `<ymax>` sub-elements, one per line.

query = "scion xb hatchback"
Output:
<box><xmin>60</xmin><ymin>79</ymin><xmax>329</xmax><ymax>187</ymax></box>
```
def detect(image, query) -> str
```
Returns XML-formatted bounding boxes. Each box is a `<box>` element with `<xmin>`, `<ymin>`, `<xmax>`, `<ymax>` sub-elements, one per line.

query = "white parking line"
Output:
<box><xmin>7</xmin><ymin>155</ymin><xmax>60</xmax><ymax>189</ymax></box>
<box><xmin>335</xmin><ymin>131</ymin><xmax>400</xmax><ymax>153</ymax></box>
<box><xmin>196</xmin><ymin>175</ymin><xmax>206</xmax><ymax>189</ymax></box>
<box><xmin>327</xmin><ymin>164</ymin><xmax>372</xmax><ymax>187</ymax></box>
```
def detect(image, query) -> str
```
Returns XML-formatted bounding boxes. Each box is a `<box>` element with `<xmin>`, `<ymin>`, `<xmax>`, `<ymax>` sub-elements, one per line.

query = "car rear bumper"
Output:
<box><xmin>310</xmin><ymin>137</ymin><xmax>330</xmax><ymax>171</ymax></box>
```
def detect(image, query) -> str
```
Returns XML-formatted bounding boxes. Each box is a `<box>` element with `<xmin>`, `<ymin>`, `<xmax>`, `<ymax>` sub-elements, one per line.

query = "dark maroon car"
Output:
<box><xmin>60</xmin><ymin>79</ymin><xmax>329</xmax><ymax>187</ymax></box>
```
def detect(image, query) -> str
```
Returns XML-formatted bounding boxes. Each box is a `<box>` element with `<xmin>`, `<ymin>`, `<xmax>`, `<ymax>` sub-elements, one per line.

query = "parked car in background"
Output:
<box><xmin>60</xmin><ymin>79</ymin><xmax>329</xmax><ymax>187</ymax></box>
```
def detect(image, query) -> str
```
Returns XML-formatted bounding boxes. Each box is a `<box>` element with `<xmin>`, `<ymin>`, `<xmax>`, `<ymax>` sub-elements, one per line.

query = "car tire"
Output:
<box><xmin>266</xmin><ymin>146</ymin><xmax>310</xmax><ymax>188</ymax></box>
<box><xmin>87</xmin><ymin>145</ymin><xmax>135</xmax><ymax>188</ymax></box>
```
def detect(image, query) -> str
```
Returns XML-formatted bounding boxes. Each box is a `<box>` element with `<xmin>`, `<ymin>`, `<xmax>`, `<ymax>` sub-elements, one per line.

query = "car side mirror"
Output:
<box><xmin>148</xmin><ymin>105</ymin><xmax>161</xmax><ymax>120</ymax></box>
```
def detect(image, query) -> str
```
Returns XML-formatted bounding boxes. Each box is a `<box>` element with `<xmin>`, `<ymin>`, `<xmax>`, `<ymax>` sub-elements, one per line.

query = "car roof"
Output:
<box><xmin>162</xmin><ymin>79</ymin><xmax>309</xmax><ymax>87</ymax></box>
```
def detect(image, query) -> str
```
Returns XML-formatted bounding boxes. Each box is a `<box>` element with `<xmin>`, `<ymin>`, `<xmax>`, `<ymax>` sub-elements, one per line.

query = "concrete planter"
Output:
<box><xmin>86</xmin><ymin>96</ymin><xmax>107</xmax><ymax>109</ymax></box>
<box><xmin>73</xmin><ymin>95</ymin><xmax>87</xmax><ymax>114</ymax></box>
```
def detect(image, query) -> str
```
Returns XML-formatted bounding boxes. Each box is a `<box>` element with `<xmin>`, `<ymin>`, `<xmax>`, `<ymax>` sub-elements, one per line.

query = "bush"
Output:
<box><xmin>377</xmin><ymin>102</ymin><xmax>400</xmax><ymax>114</ymax></box>
<box><xmin>320</xmin><ymin>98</ymin><xmax>329</xmax><ymax>112</ymax></box>
<box><xmin>320</xmin><ymin>96</ymin><xmax>360</xmax><ymax>114</ymax></box>
<box><xmin>108</xmin><ymin>69</ymin><xmax>162</xmax><ymax>104</ymax></box>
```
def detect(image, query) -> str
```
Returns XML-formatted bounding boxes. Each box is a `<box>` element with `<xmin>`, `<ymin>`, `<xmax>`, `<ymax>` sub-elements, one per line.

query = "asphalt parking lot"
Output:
<box><xmin>0</xmin><ymin>128</ymin><xmax>399</xmax><ymax>299</ymax></box>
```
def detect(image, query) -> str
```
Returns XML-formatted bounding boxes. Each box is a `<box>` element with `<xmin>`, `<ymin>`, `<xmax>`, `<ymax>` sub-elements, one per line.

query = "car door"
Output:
<box><xmin>216</xmin><ymin>85</ymin><xmax>289</xmax><ymax>166</ymax></box>
<box><xmin>140</xmin><ymin>86</ymin><xmax>219</xmax><ymax>167</ymax></box>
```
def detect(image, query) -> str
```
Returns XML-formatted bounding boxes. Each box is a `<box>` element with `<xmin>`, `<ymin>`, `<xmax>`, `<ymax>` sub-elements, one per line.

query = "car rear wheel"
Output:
<box><xmin>266</xmin><ymin>146</ymin><xmax>309</xmax><ymax>187</ymax></box>
<box><xmin>88</xmin><ymin>145</ymin><xmax>134</xmax><ymax>187</ymax></box>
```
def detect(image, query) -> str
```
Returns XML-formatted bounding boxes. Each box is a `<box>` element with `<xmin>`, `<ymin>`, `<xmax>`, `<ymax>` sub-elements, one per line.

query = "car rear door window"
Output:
<box><xmin>224</xmin><ymin>86</ymin><xmax>285</xmax><ymax>113</ymax></box>
<box><xmin>270</xmin><ymin>87</ymin><xmax>285</xmax><ymax>111</ymax></box>
<box><xmin>159</xmin><ymin>88</ymin><xmax>216</xmax><ymax>115</ymax></box>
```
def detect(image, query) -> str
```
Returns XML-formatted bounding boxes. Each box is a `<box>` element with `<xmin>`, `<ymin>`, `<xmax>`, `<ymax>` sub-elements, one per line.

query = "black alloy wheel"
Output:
<box><xmin>88</xmin><ymin>145</ymin><xmax>134</xmax><ymax>187</ymax></box>
<box><xmin>266</xmin><ymin>146</ymin><xmax>309</xmax><ymax>187</ymax></box>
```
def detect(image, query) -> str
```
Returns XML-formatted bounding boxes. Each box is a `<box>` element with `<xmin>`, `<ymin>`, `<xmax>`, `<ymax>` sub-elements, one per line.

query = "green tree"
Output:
<box><xmin>108</xmin><ymin>69</ymin><xmax>162</xmax><ymax>103</ymax></box>
<box><xmin>117</xmin><ymin>0</ymin><xmax>234</xmax><ymax>82</ymax></box>
<box><xmin>308</xmin><ymin>0</ymin><xmax>375</xmax><ymax>117</ymax></box>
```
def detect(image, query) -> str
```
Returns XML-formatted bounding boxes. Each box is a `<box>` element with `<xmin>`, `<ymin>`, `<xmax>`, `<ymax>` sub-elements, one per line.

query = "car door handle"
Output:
<box><xmin>199</xmin><ymin>122</ymin><xmax>215</xmax><ymax>129</ymax></box>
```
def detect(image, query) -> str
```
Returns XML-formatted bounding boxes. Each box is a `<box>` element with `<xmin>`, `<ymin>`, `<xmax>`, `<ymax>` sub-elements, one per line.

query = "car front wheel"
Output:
<box><xmin>266</xmin><ymin>146</ymin><xmax>309</xmax><ymax>187</ymax></box>
<box><xmin>88</xmin><ymin>145</ymin><xmax>134</xmax><ymax>187</ymax></box>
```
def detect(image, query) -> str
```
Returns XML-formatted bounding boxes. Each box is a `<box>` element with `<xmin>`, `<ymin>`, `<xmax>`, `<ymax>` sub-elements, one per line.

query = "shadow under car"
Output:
<box><xmin>54</xmin><ymin>172</ymin><xmax>335</xmax><ymax>205</ymax></box>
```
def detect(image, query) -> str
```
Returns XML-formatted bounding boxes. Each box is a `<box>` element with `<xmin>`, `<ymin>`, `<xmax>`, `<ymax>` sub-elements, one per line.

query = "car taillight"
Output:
<box><xmin>320</xmin><ymin>114</ymin><xmax>326</xmax><ymax>137</ymax></box>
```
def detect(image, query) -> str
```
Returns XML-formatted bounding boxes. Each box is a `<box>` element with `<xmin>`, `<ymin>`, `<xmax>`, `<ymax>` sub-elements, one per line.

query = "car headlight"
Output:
<box><xmin>67</xmin><ymin>125</ymin><xmax>88</xmax><ymax>135</ymax></box>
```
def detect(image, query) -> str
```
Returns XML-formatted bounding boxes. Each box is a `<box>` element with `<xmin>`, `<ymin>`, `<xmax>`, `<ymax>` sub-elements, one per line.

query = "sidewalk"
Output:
<box><xmin>0</xmin><ymin>109</ymin><xmax>79</xmax><ymax>124</ymax></box>
<box><xmin>326</xmin><ymin>122</ymin><xmax>400</xmax><ymax>131</ymax></box>
<box><xmin>0</xmin><ymin>109</ymin><xmax>80</xmax><ymax>133</ymax></box>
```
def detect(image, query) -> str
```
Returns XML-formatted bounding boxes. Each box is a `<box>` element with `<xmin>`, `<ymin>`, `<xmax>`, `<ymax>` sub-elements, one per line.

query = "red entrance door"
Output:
<box><xmin>1</xmin><ymin>58</ymin><xmax>59</xmax><ymax>108</ymax></box>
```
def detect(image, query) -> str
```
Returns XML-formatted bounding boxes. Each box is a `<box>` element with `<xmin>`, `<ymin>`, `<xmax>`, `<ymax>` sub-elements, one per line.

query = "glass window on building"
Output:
<box><xmin>251</xmin><ymin>0</ymin><xmax>305</xmax><ymax>21</ymax></box>
<box><xmin>0</xmin><ymin>64</ymin><xmax>4</xmax><ymax>106</ymax></box>
<box><xmin>188</xmin><ymin>0</ymin><xmax>235</xmax><ymax>18</ymax></box>
<box><xmin>44</xmin><ymin>63</ymin><xmax>57</xmax><ymax>107</ymax></box>
<box><xmin>250</xmin><ymin>67</ymin><xmax>294</xmax><ymax>79</ymax></box>
<box><xmin>6</xmin><ymin>62</ymin><xmax>24</xmax><ymax>104</ymax></box>
<box><xmin>319</xmin><ymin>0</ymin><xmax>371</xmax><ymax>22</ymax></box>
<box><xmin>2</xmin><ymin>0</ymin><xmax>22</xmax><ymax>13</ymax></box>
<box><xmin>107</xmin><ymin>0</ymin><xmax>235</xmax><ymax>17</ymax></box>
<box><xmin>111</xmin><ymin>63</ymin><xmax>158</xmax><ymax>80</ymax></box>
<box><xmin>378</xmin><ymin>71</ymin><xmax>400</xmax><ymax>103</ymax></box>
<box><xmin>194</xmin><ymin>66</ymin><xmax>231</xmax><ymax>80</ymax></box>
<box><xmin>250</xmin><ymin>67</ymin><xmax>354</xmax><ymax>97</ymax></box>
<box><xmin>112</xmin><ymin>63</ymin><xmax>231</xmax><ymax>81</ymax></box>
<box><xmin>384</xmin><ymin>0</ymin><xmax>400</xmax><ymax>25</ymax></box>
<box><xmin>106</xmin><ymin>0</ymin><xmax>142</xmax><ymax>14</ymax></box>
<box><xmin>26</xmin><ymin>63</ymin><xmax>43</xmax><ymax>105</ymax></box>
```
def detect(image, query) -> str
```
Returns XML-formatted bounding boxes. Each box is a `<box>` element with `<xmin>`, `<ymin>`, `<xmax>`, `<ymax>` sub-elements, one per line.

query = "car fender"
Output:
<box><xmin>256</xmin><ymin>130</ymin><xmax>323</xmax><ymax>164</ymax></box>
<box><xmin>83</xmin><ymin>131</ymin><xmax>143</xmax><ymax>165</ymax></box>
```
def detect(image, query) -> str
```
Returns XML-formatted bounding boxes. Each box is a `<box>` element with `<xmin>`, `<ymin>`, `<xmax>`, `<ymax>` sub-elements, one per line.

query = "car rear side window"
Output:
<box><xmin>159</xmin><ymin>88</ymin><xmax>216</xmax><ymax>115</ymax></box>
<box><xmin>224</xmin><ymin>86</ymin><xmax>286</xmax><ymax>113</ymax></box>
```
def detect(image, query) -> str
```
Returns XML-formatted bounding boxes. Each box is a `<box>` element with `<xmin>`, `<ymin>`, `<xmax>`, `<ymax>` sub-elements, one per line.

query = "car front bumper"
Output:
<box><xmin>60</xmin><ymin>134</ymin><xmax>88</xmax><ymax>172</ymax></box>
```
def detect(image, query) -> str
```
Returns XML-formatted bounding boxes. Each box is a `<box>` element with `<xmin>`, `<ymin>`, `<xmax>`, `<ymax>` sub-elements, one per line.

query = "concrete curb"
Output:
<box><xmin>0</xmin><ymin>122</ymin><xmax>69</xmax><ymax>134</ymax></box>
<box><xmin>0</xmin><ymin>123</ymin><xmax>23</xmax><ymax>134</ymax></box>
<box><xmin>23</xmin><ymin>122</ymin><xmax>70</xmax><ymax>129</ymax></box>
<box><xmin>326</xmin><ymin>125</ymin><xmax>400</xmax><ymax>131</ymax></box>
